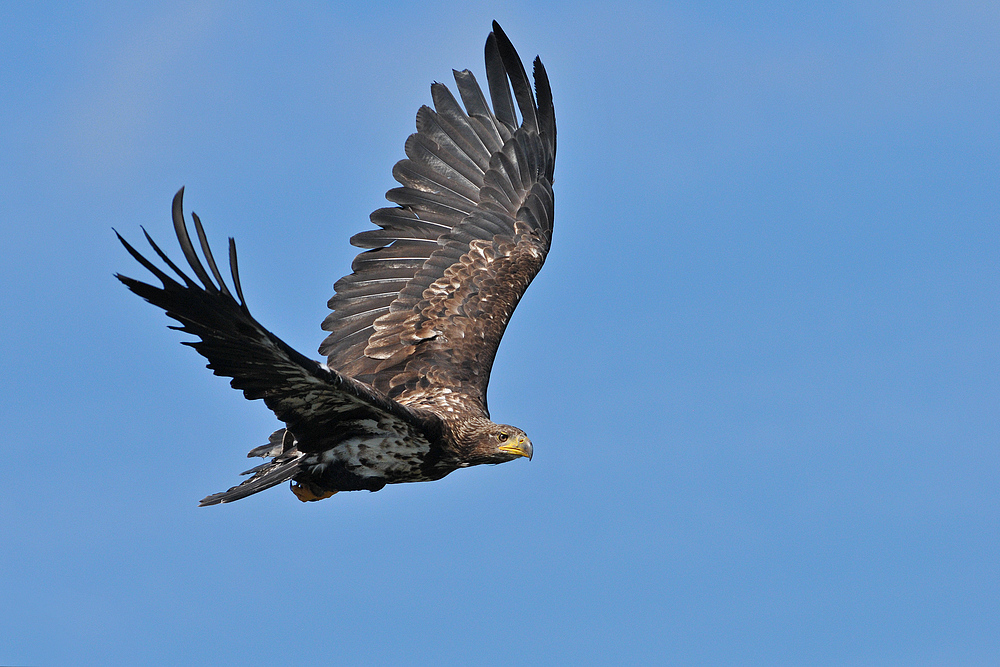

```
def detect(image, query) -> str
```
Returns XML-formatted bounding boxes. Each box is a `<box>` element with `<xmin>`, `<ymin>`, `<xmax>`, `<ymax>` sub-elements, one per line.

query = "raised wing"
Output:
<box><xmin>116</xmin><ymin>189</ymin><xmax>436</xmax><ymax>453</ymax></box>
<box><xmin>320</xmin><ymin>22</ymin><xmax>556</xmax><ymax>417</ymax></box>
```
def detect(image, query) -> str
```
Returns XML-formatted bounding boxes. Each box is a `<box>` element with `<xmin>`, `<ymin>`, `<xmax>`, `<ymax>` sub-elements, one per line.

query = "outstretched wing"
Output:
<box><xmin>319</xmin><ymin>22</ymin><xmax>556</xmax><ymax>417</ymax></box>
<box><xmin>116</xmin><ymin>189</ymin><xmax>438</xmax><ymax>457</ymax></box>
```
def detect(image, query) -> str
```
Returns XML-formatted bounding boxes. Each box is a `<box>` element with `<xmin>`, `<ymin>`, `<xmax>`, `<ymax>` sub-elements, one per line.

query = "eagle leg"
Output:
<box><xmin>290</xmin><ymin>481</ymin><xmax>338</xmax><ymax>502</ymax></box>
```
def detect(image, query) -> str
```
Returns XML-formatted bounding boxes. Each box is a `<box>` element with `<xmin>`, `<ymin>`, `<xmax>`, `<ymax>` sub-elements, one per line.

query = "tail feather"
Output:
<box><xmin>246</xmin><ymin>428</ymin><xmax>292</xmax><ymax>459</ymax></box>
<box><xmin>199</xmin><ymin>454</ymin><xmax>305</xmax><ymax>506</ymax></box>
<box><xmin>200</xmin><ymin>428</ymin><xmax>302</xmax><ymax>506</ymax></box>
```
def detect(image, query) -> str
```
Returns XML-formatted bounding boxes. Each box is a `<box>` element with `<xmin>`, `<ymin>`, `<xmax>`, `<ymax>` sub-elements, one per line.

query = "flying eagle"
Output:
<box><xmin>116</xmin><ymin>22</ymin><xmax>556</xmax><ymax>505</ymax></box>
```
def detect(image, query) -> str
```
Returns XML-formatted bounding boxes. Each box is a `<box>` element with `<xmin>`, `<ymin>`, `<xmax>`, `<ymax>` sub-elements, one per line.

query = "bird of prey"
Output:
<box><xmin>116</xmin><ymin>22</ymin><xmax>556</xmax><ymax>505</ymax></box>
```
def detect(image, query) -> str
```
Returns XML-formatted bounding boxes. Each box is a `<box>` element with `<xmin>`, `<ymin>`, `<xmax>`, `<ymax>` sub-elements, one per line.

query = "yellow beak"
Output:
<box><xmin>499</xmin><ymin>437</ymin><xmax>533</xmax><ymax>460</ymax></box>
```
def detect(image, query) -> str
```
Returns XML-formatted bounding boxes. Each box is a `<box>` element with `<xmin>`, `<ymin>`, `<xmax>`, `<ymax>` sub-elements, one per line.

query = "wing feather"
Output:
<box><xmin>485</xmin><ymin>32</ymin><xmax>518</xmax><ymax>132</ymax></box>
<box><xmin>415</xmin><ymin>101</ymin><xmax>488</xmax><ymax>182</ymax></box>
<box><xmin>320</xmin><ymin>22</ymin><xmax>556</xmax><ymax>414</ymax></box>
<box><xmin>427</xmin><ymin>85</ymin><xmax>491</xmax><ymax>172</ymax></box>
<box><xmin>117</xmin><ymin>190</ymin><xmax>437</xmax><ymax>449</ymax></box>
<box><xmin>492</xmin><ymin>22</ymin><xmax>539</xmax><ymax>134</ymax></box>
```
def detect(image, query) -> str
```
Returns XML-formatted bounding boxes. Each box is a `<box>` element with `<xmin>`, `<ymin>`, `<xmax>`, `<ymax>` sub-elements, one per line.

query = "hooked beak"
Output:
<box><xmin>499</xmin><ymin>437</ymin><xmax>533</xmax><ymax>460</ymax></box>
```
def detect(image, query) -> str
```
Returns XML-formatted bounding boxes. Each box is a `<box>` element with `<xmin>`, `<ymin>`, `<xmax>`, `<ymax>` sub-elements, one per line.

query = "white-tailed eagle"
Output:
<box><xmin>116</xmin><ymin>22</ymin><xmax>556</xmax><ymax>505</ymax></box>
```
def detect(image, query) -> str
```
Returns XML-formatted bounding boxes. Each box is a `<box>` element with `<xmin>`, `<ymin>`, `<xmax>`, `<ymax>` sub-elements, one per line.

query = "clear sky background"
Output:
<box><xmin>2</xmin><ymin>2</ymin><xmax>997</xmax><ymax>665</ymax></box>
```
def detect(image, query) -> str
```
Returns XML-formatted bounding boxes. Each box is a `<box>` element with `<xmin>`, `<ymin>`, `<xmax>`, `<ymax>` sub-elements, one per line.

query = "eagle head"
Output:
<box><xmin>492</xmin><ymin>424</ymin><xmax>533</xmax><ymax>462</ymax></box>
<box><xmin>456</xmin><ymin>420</ymin><xmax>533</xmax><ymax>466</ymax></box>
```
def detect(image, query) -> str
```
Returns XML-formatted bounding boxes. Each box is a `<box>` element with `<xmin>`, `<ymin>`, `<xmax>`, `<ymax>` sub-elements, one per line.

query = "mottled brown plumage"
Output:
<box><xmin>115</xmin><ymin>22</ymin><xmax>555</xmax><ymax>505</ymax></box>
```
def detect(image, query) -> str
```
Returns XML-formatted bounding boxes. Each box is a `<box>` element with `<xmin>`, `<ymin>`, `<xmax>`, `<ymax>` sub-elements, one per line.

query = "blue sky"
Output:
<box><xmin>2</xmin><ymin>2</ymin><xmax>998</xmax><ymax>665</ymax></box>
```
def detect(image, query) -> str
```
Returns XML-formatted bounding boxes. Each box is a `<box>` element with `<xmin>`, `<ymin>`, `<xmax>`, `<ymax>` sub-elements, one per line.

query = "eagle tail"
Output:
<box><xmin>199</xmin><ymin>429</ymin><xmax>305</xmax><ymax>505</ymax></box>
<box><xmin>198</xmin><ymin>456</ymin><xmax>305</xmax><ymax>506</ymax></box>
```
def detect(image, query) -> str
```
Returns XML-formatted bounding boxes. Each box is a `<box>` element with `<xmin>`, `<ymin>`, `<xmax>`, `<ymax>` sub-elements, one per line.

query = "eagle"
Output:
<box><xmin>116</xmin><ymin>22</ymin><xmax>556</xmax><ymax>505</ymax></box>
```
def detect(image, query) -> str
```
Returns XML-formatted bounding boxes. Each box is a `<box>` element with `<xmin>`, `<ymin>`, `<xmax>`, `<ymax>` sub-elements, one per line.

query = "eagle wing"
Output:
<box><xmin>116</xmin><ymin>190</ymin><xmax>439</xmax><ymax>501</ymax></box>
<box><xmin>319</xmin><ymin>22</ymin><xmax>556</xmax><ymax>417</ymax></box>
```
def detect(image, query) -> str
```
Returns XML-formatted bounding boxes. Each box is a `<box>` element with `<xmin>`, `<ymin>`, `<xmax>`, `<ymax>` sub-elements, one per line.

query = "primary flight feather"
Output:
<box><xmin>116</xmin><ymin>22</ymin><xmax>556</xmax><ymax>505</ymax></box>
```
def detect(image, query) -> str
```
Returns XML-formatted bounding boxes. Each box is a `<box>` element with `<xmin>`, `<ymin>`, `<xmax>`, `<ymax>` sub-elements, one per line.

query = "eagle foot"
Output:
<box><xmin>290</xmin><ymin>481</ymin><xmax>338</xmax><ymax>502</ymax></box>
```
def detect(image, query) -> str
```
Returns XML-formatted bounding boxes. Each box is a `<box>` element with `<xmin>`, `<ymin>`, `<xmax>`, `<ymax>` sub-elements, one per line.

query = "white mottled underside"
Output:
<box><xmin>305</xmin><ymin>417</ymin><xmax>438</xmax><ymax>483</ymax></box>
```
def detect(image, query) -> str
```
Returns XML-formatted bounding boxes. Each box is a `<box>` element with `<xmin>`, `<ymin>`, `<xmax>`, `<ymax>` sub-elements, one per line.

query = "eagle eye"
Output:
<box><xmin>497</xmin><ymin>432</ymin><xmax>509</xmax><ymax>442</ymax></box>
